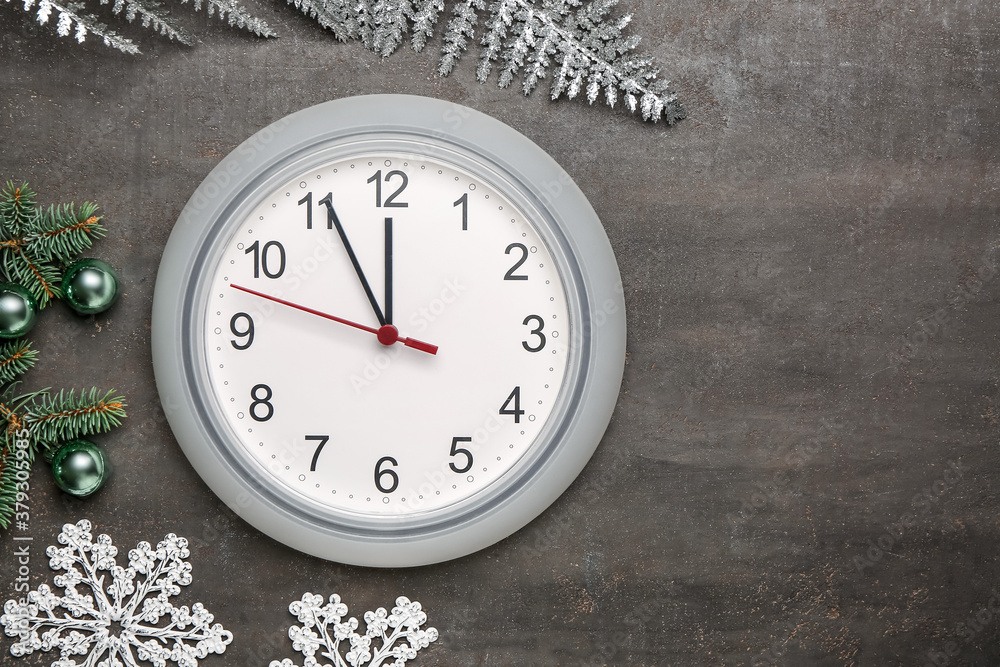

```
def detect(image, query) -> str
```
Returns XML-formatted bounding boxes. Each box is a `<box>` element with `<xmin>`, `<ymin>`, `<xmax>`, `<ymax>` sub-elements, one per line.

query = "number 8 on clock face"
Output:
<box><xmin>152</xmin><ymin>96</ymin><xmax>626</xmax><ymax>567</ymax></box>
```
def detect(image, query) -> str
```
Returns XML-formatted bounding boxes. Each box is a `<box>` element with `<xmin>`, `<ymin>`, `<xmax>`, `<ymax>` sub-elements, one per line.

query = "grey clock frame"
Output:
<box><xmin>152</xmin><ymin>95</ymin><xmax>626</xmax><ymax>567</ymax></box>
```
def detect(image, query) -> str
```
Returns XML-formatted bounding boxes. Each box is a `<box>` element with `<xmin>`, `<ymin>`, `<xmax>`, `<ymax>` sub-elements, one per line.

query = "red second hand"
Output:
<box><xmin>230</xmin><ymin>284</ymin><xmax>438</xmax><ymax>355</ymax></box>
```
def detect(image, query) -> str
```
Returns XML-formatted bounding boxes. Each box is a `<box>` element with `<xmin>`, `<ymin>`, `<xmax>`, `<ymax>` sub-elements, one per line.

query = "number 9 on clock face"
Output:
<box><xmin>152</xmin><ymin>96</ymin><xmax>625</xmax><ymax>566</ymax></box>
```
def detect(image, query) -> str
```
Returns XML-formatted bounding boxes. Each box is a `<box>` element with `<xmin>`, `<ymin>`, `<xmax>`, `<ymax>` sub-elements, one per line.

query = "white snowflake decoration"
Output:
<box><xmin>270</xmin><ymin>593</ymin><xmax>438</xmax><ymax>667</ymax></box>
<box><xmin>1</xmin><ymin>519</ymin><xmax>232</xmax><ymax>667</ymax></box>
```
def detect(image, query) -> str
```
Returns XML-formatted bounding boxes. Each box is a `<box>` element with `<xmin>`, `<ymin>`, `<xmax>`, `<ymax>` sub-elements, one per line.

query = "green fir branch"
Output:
<box><xmin>0</xmin><ymin>182</ymin><xmax>37</xmax><ymax>239</ymax></box>
<box><xmin>0</xmin><ymin>390</ymin><xmax>42</xmax><ymax>528</ymax></box>
<box><xmin>0</xmin><ymin>341</ymin><xmax>38</xmax><ymax>385</ymax></box>
<box><xmin>6</xmin><ymin>389</ymin><xmax>52</xmax><ymax>467</ymax></box>
<box><xmin>1</xmin><ymin>247</ymin><xmax>63</xmax><ymax>307</ymax></box>
<box><xmin>0</xmin><ymin>189</ymin><xmax>105</xmax><ymax>305</ymax></box>
<box><xmin>0</xmin><ymin>181</ymin><xmax>128</xmax><ymax>532</ymax></box>
<box><xmin>0</xmin><ymin>444</ymin><xmax>16</xmax><ymax>530</ymax></box>
<box><xmin>24</xmin><ymin>388</ymin><xmax>127</xmax><ymax>448</ymax></box>
<box><xmin>28</xmin><ymin>202</ymin><xmax>105</xmax><ymax>262</ymax></box>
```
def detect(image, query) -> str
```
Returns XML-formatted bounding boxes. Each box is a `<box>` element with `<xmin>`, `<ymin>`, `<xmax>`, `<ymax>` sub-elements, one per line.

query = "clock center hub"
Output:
<box><xmin>377</xmin><ymin>324</ymin><xmax>399</xmax><ymax>346</ymax></box>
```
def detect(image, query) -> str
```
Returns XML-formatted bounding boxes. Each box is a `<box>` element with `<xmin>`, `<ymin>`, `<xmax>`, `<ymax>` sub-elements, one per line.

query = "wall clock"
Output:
<box><xmin>151</xmin><ymin>95</ymin><xmax>626</xmax><ymax>567</ymax></box>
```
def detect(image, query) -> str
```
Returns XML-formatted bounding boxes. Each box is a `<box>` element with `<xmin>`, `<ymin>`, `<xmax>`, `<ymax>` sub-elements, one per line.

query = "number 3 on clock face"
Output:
<box><xmin>152</xmin><ymin>95</ymin><xmax>626</xmax><ymax>567</ymax></box>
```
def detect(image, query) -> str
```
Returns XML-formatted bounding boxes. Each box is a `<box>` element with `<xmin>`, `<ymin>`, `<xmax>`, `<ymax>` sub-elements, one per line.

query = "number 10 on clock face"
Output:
<box><xmin>204</xmin><ymin>153</ymin><xmax>572</xmax><ymax>517</ymax></box>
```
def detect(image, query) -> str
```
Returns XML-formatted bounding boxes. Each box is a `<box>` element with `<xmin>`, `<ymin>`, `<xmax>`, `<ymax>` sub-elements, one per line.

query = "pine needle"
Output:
<box><xmin>0</xmin><ymin>445</ymin><xmax>16</xmax><ymax>530</ymax></box>
<box><xmin>29</xmin><ymin>202</ymin><xmax>105</xmax><ymax>262</ymax></box>
<box><xmin>0</xmin><ymin>190</ymin><xmax>106</xmax><ymax>307</ymax></box>
<box><xmin>24</xmin><ymin>388</ymin><xmax>127</xmax><ymax>447</ymax></box>
<box><xmin>1</xmin><ymin>245</ymin><xmax>63</xmax><ymax>307</ymax></box>
<box><xmin>0</xmin><ymin>182</ymin><xmax>37</xmax><ymax>239</ymax></box>
<box><xmin>0</xmin><ymin>341</ymin><xmax>38</xmax><ymax>386</ymax></box>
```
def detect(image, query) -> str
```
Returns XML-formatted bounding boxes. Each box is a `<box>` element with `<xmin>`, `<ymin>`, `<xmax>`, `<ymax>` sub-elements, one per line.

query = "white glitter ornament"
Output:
<box><xmin>1</xmin><ymin>519</ymin><xmax>232</xmax><ymax>667</ymax></box>
<box><xmin>270</xmin><ymin>592</ymin><xmax>438</xmax><ymax>667</ymax></box>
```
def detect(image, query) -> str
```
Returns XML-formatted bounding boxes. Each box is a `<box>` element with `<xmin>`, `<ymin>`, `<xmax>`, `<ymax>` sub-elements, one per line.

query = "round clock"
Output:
<box><xmin>152</xmin><ymin>95</ymin><xmax>625</xmax><ymax>567</ymax></box>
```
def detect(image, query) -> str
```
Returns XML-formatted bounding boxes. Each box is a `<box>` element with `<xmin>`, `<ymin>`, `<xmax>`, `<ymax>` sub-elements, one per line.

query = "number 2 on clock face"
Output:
<box><xmin>204</xmin><ymin>154</ymin><xmax>571</xmax><ymax>516</ymax></box>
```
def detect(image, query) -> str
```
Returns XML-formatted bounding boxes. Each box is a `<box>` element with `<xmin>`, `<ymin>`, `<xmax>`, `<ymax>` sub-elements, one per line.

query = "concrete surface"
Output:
<box><xmin>1</xmin><ymin>0</ymin><xmax>998</xmax><ymax>665</ymax></box>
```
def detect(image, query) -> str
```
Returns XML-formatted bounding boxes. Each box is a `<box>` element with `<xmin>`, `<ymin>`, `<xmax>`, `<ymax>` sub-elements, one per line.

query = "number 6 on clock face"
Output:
<box><xmin>152</xmin><ymin>95</ymin><xmax>626</xmax><ymax>567</ymax></box>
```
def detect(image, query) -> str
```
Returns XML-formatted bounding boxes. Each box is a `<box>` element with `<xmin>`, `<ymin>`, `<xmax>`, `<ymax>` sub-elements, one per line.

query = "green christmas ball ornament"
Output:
<box><xmin>0</xmin><ymin>283</ymin><xmax>38</xmax><ymax>339</ymax></box>
<box><xmin>62</xmin><ymin>258</ymin><xmax>120</xmax><ymax>315</ymax></box>
<box><xmin>50</xmin><ymin>439</ymin><xmax>110</xmax><ymax>497</ymax></box>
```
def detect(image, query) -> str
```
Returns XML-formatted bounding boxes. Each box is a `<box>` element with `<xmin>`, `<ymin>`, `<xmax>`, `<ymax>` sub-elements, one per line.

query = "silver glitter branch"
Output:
<box><xmin>7</xmin><ymin>0</ymin><xmax>274</xmax><ymax>53</ymax></box>
<box><xmin>7</xmin><ymin>0</ymin><xmax>682</xmax><ymax>122</ymax></box>
<box><xmin>441</xmin><ymin>0</ymin><xmax>684</xmax><ymax>122</ymax></box>
<box><xmin>12</xmin><ymin>0</ymin><xmax>141</xmax><ymax>54</ymax></box>
<box><xmin>100</xmin><ymin>0</ymin><xmax>195</xmax><ymax>45</ymax></box>
<box><xmin>181</xmin><ymin>0</ymin><xmax>277</xmax><ymax>38</ymax></box>
<box><xmin>285</xmin><ymin>0</ymin><xmax>683</xmax><ymax>122</ymax></box>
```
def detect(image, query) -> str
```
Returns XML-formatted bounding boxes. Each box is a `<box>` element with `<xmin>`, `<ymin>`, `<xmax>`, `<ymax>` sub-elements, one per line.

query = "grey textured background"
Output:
<box><xmin>1</xmin><ymin>1</ymin><xmax>998</xmax><ymax>665</ymax></box>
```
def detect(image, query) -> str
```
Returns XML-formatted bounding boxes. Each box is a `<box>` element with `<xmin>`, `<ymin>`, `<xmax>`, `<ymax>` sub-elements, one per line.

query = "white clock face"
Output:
<box><xmin>201</xmin><ymin>152</ymin><xmax>571</xmax><ymax>517</ymax></box>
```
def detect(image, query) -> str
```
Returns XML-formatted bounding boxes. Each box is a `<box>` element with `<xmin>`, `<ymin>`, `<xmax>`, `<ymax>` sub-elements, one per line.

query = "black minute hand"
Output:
<box><xmin>319</xmin><ymin>193</ymin><xmax>386</xmax><ymax>326</ymax></box>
